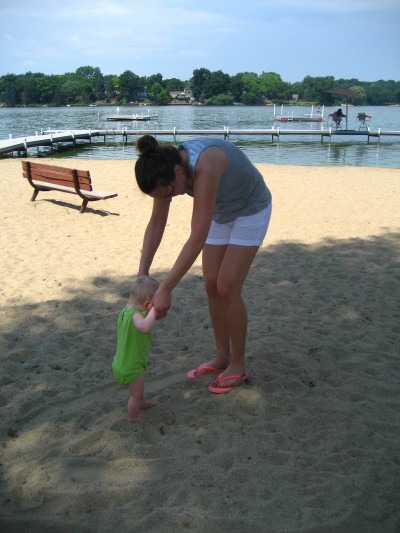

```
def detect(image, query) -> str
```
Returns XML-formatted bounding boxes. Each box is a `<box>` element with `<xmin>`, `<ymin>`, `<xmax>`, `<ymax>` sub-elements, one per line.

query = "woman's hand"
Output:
<box><xmin>151</xmin><ymin>286</ymin><xmax>172</xmax><ymax>319</ymax></box>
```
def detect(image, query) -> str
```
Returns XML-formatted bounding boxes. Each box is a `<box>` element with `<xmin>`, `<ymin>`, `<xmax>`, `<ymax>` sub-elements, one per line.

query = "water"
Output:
<box><xmin>0</xmin><ymin>105</ymin><xmax>399</xmax><ymax>167</ymax></box>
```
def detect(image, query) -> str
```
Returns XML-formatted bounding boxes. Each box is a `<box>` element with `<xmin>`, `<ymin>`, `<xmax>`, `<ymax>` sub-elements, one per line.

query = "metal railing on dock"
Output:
<box><xmin>1</xmin><ymin>127</ymin><xmax>400</xmax><ymax>157</ymax></box>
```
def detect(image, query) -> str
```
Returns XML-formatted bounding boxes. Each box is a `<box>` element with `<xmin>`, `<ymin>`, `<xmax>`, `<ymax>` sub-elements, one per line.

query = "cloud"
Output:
<box><xmin>261</xmin><ymin>0</ymin><xmax>400</xmax><ymax>13</ymax></box>
<box><xmin>0</xmin><ymin>0</ymin><xmax>398</xmax><ymax>80</ymax></box>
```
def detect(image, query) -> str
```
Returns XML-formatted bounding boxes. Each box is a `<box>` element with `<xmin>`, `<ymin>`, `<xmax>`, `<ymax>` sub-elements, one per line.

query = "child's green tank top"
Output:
<box><xmin>112</xmin><ymin>307</ymin><xmax>152</xmax><ymax>385</ymax></box>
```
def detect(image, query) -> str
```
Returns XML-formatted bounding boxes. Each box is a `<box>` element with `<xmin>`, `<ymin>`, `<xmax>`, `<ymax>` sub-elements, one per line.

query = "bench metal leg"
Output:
<box><xmin>31</xmin><ymin>189</ymin><xmax>39</xmax><ymax>201</ymax></box>
<box><xmin>80</xmin><ymin>199</ymin><xmax>89</xmax><ymax>213</ymax></box>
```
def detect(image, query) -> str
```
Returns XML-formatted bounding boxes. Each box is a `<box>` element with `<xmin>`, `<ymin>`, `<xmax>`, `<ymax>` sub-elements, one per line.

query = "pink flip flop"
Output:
<box><xmin>208</xmin><ymin>372</ymin><xmax>249</xmax><ymax>394</ymax></box>
<box><xmin>187</xmin><ymin>363</ymin><xmax>227</xmax><ymax>379</ymax></box>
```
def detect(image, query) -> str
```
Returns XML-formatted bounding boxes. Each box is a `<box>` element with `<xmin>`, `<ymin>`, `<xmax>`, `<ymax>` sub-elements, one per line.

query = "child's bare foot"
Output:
<box><xmin>129</xmin><ymin>415</ymin><xmax>147</xmax><ymax>423</ymax></box>
<box><xmin>140</xmin><ymin>400</ymin><xmax>157</xmax><ymax>410</ymax></box>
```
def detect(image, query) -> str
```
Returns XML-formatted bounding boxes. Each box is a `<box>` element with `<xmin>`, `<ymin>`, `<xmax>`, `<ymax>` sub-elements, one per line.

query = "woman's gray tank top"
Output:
<box><xmin>179</xmin><ymin>138</ymin><xmax>272</xmax><ymax>224</ymax></box>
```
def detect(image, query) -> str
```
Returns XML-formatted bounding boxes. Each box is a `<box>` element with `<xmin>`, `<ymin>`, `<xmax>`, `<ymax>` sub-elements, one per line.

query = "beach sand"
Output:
<box><xmin>0</xmin><ymin>158</ymin><xmax>399</xmax><ymax>532</ymax></box>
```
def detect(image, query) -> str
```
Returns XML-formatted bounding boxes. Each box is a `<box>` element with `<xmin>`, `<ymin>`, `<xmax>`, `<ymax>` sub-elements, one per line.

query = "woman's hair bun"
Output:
<box><xmin>137</xmin><ymin>135</ymin><xmax>159</xmax><ymax>156</ymax></box>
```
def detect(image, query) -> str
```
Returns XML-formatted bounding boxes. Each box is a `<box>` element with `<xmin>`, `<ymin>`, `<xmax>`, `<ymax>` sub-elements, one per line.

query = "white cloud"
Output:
<box><xmin>0</xmin><ymin>0</ymin><xmax>398</xmax><ymax>80</ymax></box>
<box><xmin>261</xmin><ymin>0</ymin><xmax>400</xmax><ymax>13</ymax></box>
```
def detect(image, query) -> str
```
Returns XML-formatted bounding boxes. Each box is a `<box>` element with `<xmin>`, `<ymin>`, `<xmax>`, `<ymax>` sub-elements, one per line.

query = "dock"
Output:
<box><xmin>0</xmin><ymin>130</ymin><xmax>99</xmax><ymax>156</ymax></box>
<box><xmin>105</xmin><ymin>109</ymin><xmax>158</xmax><ymax>121</ymax></box>
<box><xmin>273</xmin><ymin>104</ymin><xmax>325</xmax><ymax>123</ymax></box>
<box><xmin>1</xmin><ymin>127</ymin><xmax>400</xmax><ymax>157</ymax></box>
<box><xmin>106</xmin><ymin>113</ymin><xmax>158</xmax><ymax>121</ymax></box>
<box><xmin>274</xmin><ymin>116</ymin><xmax>324</xmax><ymax>123</ymax></box>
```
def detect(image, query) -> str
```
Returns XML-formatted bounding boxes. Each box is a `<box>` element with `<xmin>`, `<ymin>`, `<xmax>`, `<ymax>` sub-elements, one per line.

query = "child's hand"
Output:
<box><xmin>151</xmin><ymin>287</ymin><xmax>171</xmax><ymax>319</ymax></box>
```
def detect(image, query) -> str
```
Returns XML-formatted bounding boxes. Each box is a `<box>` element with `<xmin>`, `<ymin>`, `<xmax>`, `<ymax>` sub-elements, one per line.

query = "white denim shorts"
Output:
<box><xmin>206</xmin><ymin>203</ymin><xmax>272</xmax><ymax>246</ymax></box>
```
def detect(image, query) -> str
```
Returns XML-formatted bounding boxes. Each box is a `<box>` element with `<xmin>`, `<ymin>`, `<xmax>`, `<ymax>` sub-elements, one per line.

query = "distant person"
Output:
<box><xmin>134</xmin><ymin>134</ymin><xmax>272</xmax><ymax>394</ymax></box>
<box><xmin>112</xmin><ymin>276</ymin><xmax>159</xmax><ymax>423</ymax></box>
<box><xmin>332</xmin><ymin>108</ymin><xmax>346</xmax><ymax>126</ymax></box>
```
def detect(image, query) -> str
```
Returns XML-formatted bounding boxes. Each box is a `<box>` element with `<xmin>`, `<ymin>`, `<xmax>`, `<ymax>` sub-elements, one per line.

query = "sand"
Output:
<box><xmin>0</xmin><ymin>158</ymin><xmax>399</xmax><ymax>533</ymax></box>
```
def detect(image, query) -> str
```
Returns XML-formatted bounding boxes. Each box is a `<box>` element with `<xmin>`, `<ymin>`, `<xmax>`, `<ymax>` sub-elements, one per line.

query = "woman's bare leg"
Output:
<box><xmin>202</xmin><ymin>244</ymin><xmax>231</xmax><ymax>368</ymax></box>
<box><xmin>203</xmin><ymin>244</ymin><xmax>259</xmax><ymax>383</ymax></box>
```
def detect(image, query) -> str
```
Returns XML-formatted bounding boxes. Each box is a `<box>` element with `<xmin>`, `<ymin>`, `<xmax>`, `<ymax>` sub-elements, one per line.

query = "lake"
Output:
<box><xmin>0</xmin><ymin>105</ymin><xmax>399</xmax><ymax>167</ymax></box>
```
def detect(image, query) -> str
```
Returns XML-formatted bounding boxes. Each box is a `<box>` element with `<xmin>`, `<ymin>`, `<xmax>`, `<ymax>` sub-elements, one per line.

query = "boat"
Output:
<box><xmin>273</xmin><ymin>104</ymin><xmax>324</xmax><ymax>123</ymax></box>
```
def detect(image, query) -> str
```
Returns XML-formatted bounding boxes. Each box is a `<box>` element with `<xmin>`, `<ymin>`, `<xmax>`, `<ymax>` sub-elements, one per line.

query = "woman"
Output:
<box><xmin>135</xmin><ymin>135</ymin><xmax>272</xmax><ymax>393</ymax></box>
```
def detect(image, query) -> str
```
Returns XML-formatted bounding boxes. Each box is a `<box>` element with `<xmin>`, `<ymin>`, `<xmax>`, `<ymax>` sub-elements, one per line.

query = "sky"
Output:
<box><xmin>0</xmin><ymin>0</ymin><xmax>399</xmax><ymax>83</ymax></box>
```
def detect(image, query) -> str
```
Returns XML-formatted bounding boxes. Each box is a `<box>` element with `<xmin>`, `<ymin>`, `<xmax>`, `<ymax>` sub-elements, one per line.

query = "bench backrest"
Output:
<box><xmin>22</xmin><ymin>161</ymin><xmax>93</xmax><ymax>191</ymax></box>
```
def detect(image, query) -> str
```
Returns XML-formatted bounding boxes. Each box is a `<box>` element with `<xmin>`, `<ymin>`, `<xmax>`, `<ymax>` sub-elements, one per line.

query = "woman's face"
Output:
<box><xmin>149</xmin><ymin>182</ymin><xmax>175</xmax><ymax>199</ymax></box>
<box><xmin>149</xmin><ymin>165</ymin><xmax>187</xmax><ymax>199</ymax></box>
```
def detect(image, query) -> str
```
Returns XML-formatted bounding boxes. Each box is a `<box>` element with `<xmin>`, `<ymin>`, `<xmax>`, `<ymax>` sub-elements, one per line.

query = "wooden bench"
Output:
<box><xmin>22</xmin><ymin>161</ymin><xmax>118</xmax><ymax>213</ymax></box>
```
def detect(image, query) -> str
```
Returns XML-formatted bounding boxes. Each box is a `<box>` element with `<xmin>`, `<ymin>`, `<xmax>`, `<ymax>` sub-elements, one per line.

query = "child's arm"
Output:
<box><xmin>132</xmin><ymin>307</ymin><xmax>156</xmax><ymax>334</ymax></box>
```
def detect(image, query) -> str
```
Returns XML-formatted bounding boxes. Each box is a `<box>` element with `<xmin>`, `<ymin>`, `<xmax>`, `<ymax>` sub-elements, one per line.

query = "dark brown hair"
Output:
<box><xmin>135</xmin><ymin>135</ymin><xmax>181</xmax><ymax>194</ymax></box>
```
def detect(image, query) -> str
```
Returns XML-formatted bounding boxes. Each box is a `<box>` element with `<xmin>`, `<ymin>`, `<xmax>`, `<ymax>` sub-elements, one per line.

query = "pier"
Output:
<box><xmin>106</xmin><ymin>112</ymin><xmax>159</xmax><ymax>121</ymax></box>
<box><xmin>273</xmin><ymin>104</ymin><xmax>325</xmax><ymax>123</ymax></box>
<box><xmin>1</xmin><ymin>127</ymin><xmax>400</xmax><ymax>157</ymax></box>
<box><xmin>105</xmin><ymin>108</ymin><xmax>158</xmax><ymax>121</ymax></box>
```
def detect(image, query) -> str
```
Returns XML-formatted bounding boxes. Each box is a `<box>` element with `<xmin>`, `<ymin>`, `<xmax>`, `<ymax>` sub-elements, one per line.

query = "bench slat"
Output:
<box><xmin>27</xmin><ymin>161</ymin><xmax>91</xmax><ymax>179</ymax></box>
<box><xmin>26</xmin><ymin>172</ymin><xmax>91</xmax><ymax>191</ymax></box>
<box><xmin>23</xmin><ymin>163</ymin><xmax>92</xmax><ymax>191</ymax></box>
<box><xmin>23</xmin><ymin>160</ymin><xmax>92</xmax><ymax>184</ymax></box>
<box><xmin>31</xmin><ymin>180</ymin><xmax>118</xmax><ymax>199</ymax></box>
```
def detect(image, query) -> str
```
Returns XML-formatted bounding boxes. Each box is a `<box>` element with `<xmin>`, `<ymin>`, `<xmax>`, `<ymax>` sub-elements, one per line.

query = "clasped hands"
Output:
<box><xmin>150</xmin><ymin>286</ymin><xmax>171</xmax><ymax>319</ymax></box>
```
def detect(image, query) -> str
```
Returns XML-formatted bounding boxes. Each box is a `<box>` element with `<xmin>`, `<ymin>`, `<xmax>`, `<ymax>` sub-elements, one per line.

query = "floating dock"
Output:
<box><xmin>1</xmin><ymin>127</ymin><xmax>400</xmax><ymax>157</ymax></box>
<box><xmin>106</xmin><ymin>113</ymin><xmax>158</xmax><ymax>121</ymax></box>
<box><xmin>273</xmin><ymin>104</ymin><xmax>325</xmax><ymax>123</ymax></box>
<box><xmin>105</xmin><ymin>110</ymin><xmax>158</xmax><ymax>121</ymax></box>
<box><xmin>274</xmin><ymin>116</ymin><xmax>324</xmax><ymax>123</ymax></box>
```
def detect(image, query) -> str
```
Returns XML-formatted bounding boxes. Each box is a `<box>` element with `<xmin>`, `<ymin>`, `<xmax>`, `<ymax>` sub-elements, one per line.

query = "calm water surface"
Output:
<box><xmin>0</xmin><ymin>105</ymin><xmax>399</xmax><ymax>167</ymax></box>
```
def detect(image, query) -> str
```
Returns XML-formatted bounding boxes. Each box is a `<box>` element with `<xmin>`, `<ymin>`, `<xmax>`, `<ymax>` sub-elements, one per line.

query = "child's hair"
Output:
<box><xmin>130</xmin><ymin>276</ymin><xmax>159</xmax><ymax>304</ymax></box>
<box><xmin>135</xmin><ymin>135</ymin><xmax>181</xmax><ymax>194</ymax></box>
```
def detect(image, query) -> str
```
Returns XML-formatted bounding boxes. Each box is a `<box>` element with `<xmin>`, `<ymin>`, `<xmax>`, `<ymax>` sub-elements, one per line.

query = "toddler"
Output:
<box><xmin>112</xmin><ymin>276</ymin><xmax>159</xmax><ymax>423</ymax></box>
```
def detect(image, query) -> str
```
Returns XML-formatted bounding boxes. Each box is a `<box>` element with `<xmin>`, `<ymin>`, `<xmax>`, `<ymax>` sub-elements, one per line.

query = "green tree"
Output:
<box><xmin>301</xmin><ymin>76</ymin><xmax>335</xmax><ymax>103</ymax></box>
<box><xmin>148</xmin><ymin>82</ymin><xmax>163</xmax><ymax>100</ymax></box>
<box><xmin>119</xmin><ymin>70</ymin><xmax>142</xmax><ymax>102</ymax></box>
<box><xmin>366</xmin><ymin>82</ymin><xmax>393</xmax><ymax>105</ymax></box>
<box><xmin>0</xmin><ymin>74</ymin><xmax>19</xmax><ymax>106</ymax></box>
<box><xmin>229</xmin><ymin>74</ymin><xmax>244</xmax><ymax>102</ymax></box>
<box><xmin>191</xmin><ymin>68</ymin><xmax>212</xmax><ymax>102</ymax></box>
<box><xmin>92</xmin><ymin>69</ymin><xmax>105</xmax><ymax>100</ymax></box>
<box><xmin>203</xmin><ymin>70</ymin><xmax>230</xmax><ymax>100</ymax></box>
<box><xmin>164</xmin><ymin>77</ymin><xmax>185</xmax><ymax>91</ymax></box>
<box><xmin>349</xmin><ymin>85</ymin><xmax>367</xmax><ymax>103</ymax></box>
<box><xmin>75</xmin><ymin>66</ymin><xmax>98</xmax><ymax>80</ymax></box>
<box><xmin>62</xmin><ymin>76</ymin><xmax>88</xmax><ymax>104</ymax></box>
<box><xmin>146</xmin><ymin>73</ymin><xmax>163</xmax><ymax>87</ymax></box>
<box><xmin>18</xmin><ymin>72</ymin><xmax>40</xmax><ymax>105</ymax></box>
<box><xmin>1</xmin><ymin>67</ymin><xmax>400</xmax><ymax>107</ymax></box>
<box><xmin>205</xmin><ymin>94</ymin><xmax>234</xmax><ymax>106</ymax></box>
<box><xmin>258</xmin><ymin>71</ymin><xmax>288</xmax><ymax>102</ymax></box>
<box><xmin>155</xmin><ymin>88</ymin><xmax>172</xmax><ymax>105</ymax></box>
<box><xmin>62</xmin><ymin>79</ymin><xmax>80</xmax><ymax>103</ymax></box>
<box><xmin>240</xmin><ymin>72</ymin><xmax>263</xmax><ymax>104</ymax></box>
<box><xmin>104</xmin><ymin>75</ymin><xmax>116</xmax><ymax>100</ymax></box>
<box><xmin>35</xmin><ymin>73</ymin><xmax>58</xmax><ymax>104</ymax></box>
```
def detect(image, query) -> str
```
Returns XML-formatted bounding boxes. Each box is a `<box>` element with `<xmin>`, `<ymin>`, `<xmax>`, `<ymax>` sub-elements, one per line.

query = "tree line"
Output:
<box><xmin>0</xmin><ymin>66</ymin><xmax>399</xmax><ymax>107</ymax></box>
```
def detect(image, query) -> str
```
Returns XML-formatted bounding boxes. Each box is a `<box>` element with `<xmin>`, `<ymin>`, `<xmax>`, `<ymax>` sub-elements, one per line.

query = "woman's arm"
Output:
<box><xmin>152</xmin><ymin>147</ymin><xmax>227</xmax><ymax>316</ymax></box>
<box><xmin>138</xmin><ymin>197</ymin><xmax>171</xmax><ymax>277</ymax></box>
